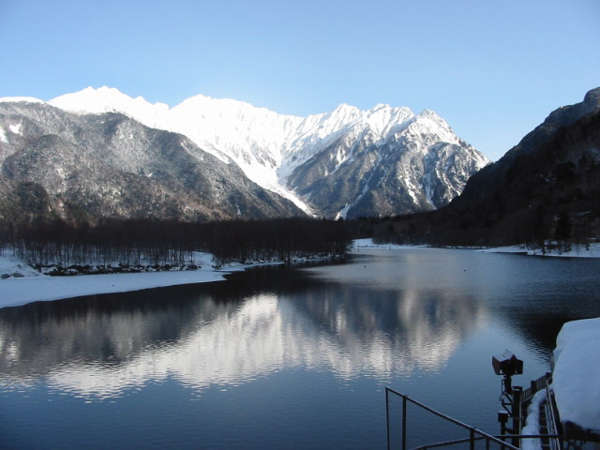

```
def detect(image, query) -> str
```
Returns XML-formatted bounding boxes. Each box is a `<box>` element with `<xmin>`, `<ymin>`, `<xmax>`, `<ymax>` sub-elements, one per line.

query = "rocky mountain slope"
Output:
<box><xmin>376</xmin><ymin>87</ymin><xmax>600</xmax><ymax>245</ymax></box>
<box><xmin>46</xmin><ymin>87</ymin><xmax>488</xmax><ymax>218</ymax></box>
<box><xmin>0</xmin><ymin>102</ymin><xmax>303</xmax><ymax>224</ymax></box>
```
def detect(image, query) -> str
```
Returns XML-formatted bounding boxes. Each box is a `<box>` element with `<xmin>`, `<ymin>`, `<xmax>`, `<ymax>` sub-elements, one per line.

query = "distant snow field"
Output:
<box><xmin>481</xmin><ymin>242</ymin><xmax>600</xmax><ymax>258</ymax></box>
<box><xmin>351</xmin><ymin>238</ymin><xmax>429</xmax><ymax>251</ymax></box>
<box><xmin>353</xmin><ymin>239</ymin><xmax>600</xmax><ymax>258</ymax></box>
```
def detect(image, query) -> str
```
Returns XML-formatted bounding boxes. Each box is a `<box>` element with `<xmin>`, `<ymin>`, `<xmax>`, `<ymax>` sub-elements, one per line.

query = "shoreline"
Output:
<box><xmin>0</xmin><ymin>252</ymin><xmax>335</xmax><ymax>309</ymax></box>
<box><xmin>3</xmin><ymin>238</ymin><xmax>599</xmax><ymax>309</ymax></box>
<box><xmin>353</xmin><ymin>238</ymin><xmax>600</xmax><ymax>258</ymax></box>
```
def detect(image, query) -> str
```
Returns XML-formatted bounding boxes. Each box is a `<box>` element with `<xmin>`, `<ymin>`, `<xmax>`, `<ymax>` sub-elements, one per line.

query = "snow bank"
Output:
<box><xmin>552</xmin><ymin>318</ymin><xmax>600</xmax><ymax>432</ymax></box>
<box><xmin>0</xmin><ymin>270</ymin><xmax>226</xmax><ymax>309</ymax></box>
<box><xmin>521</xmin><ymin>389</ymin><xmax>546</xmax><ymax>450</ymax></box>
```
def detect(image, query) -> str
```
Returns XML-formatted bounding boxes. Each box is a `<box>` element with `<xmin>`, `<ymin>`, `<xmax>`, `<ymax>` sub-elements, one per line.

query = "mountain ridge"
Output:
<box><xmin>1</xmin><ymin>87</ymin><xmax>489</xmax><ymax>218</ymax></box>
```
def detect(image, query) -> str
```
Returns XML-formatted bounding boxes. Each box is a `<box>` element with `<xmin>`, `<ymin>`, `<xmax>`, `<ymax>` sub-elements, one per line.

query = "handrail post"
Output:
<box><xmin>512</xmin><ymin>386</ymin><xmax>522</xmax><ymax>448</ymax></box>
<box><xmin>386</xmin><ymin>388</ymin><xmax>391</xmax><ymax>450</ymax></box>
<box><xmin>402</xmin><ymin>395</ymin><xmax>407</xmax><ymax>450</ymax></box>
<box><xmin>470</xmin><ymin>428</ymin><xmax>475</xmax><ymax>450</ymax></box>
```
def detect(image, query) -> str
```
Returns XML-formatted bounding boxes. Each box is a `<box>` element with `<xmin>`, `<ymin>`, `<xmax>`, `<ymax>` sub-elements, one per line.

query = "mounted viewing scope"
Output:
<box><xmin>492</xmin><ymin>353</ymin><xmax>523</xmax><ymax>377</ymax></box>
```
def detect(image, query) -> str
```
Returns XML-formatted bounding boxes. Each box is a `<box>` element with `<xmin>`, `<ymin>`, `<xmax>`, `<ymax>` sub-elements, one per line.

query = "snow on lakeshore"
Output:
<box><xmin>0</xmin><ymin>251</ymin><xmax>328</xmax><ymax>309</ymax></box>
<box><xmin>481</xmin><ymin>242</ymin><xmax>600</xmax><ymax>258</ymax></box>
<box><xmin>552</xmin><ymin>318</ymin><xmax>600</xmax><ymax>432</ymax></box>
<box><xmin>353</xmin><ymin>238</ymin><xmax>600</xmax><ymax>258</ymax></box>
<box><xmin>351</xmin><ymin>238</ymin><xmax>428</xmax><ymax>251</ymax></box>
<box><xmin>0</xmin><ymin>251</ymin><xmax>225</xmax><ymax>309</ymax></box>
<box><xmin>0</xmin><ymin>270</ymin><xmax>227</xmax><ymax>309</ymax></box>
<box><xmin>0</xmin><ymin>254</ymin><xmax>43</xmax><ymax>279</ymax></box>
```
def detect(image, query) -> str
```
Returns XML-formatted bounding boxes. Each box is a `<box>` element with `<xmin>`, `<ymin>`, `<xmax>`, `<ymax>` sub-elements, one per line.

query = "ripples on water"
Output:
<box><xmin>1</xmin><ymin>248</ymin><xmax>599</xmax><ymax>449</ymax></box>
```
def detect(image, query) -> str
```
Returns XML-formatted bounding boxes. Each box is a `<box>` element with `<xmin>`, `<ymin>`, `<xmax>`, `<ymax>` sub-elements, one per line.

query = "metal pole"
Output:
<box><xmin>512</xmin><ymin>386</ymin><xmax>522</xmax><ymax>448</ymax></box>
<box><xmin>386</xmin><ymin>389</ymin><xmax>391</xmax><ymax>450</ymax></box>
<box><xmin>402</xmin><ymin>395</ymin><xmax>407</xmax><ymax>450</ymax></box>
<box><xmin>470</xmin><ymin>428</ymin><xmax>475</xmax><ymax>450</ymax></box>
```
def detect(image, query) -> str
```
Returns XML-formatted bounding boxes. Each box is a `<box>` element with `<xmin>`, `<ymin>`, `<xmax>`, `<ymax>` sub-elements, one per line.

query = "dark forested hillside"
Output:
<box><xmin>373</xmin><ymin>88</ymin><xmax>600</xmax><ymax>246</ymax></box>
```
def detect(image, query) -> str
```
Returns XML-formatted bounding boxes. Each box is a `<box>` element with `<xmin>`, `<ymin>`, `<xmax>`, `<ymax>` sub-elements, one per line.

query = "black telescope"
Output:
<box><xmin>492</xmin><ymin>353</ymin><xmax>523</xmax><ymax>377</ymax></box>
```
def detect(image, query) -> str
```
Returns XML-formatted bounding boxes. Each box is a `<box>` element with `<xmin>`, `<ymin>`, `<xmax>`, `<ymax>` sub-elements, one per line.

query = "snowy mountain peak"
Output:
<box><xmin>31</xmin><ymin>86</ymin><xmax>488</xmax><ymax>217</ymax></box>
<box><xmin>416</xmin><ymin>108</ymin><xmax>449</xmax><ymax>126</ymax></box>
<box><xmin>330</xmin><ymin>103</ymin><xmax>361</xmax><ymax>118</ymax></box>
<box><xmin>0</xmin><ymin>96</ymin><xmax>44</xmax><ymax>104</ymax></box>
<box><xmin>49</xmin><ymin>86</ymin><xmax>170</xmax><ymax>118</ymax></box>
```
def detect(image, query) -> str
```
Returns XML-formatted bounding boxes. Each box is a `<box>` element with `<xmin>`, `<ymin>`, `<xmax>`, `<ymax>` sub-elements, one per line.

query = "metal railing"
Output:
<box><xmin>385</xmin><ymin>388</ymin><xmax>522</xmax><ymax>450</ymax></box>
<box><xmin>412</xmin><ymin>435</ymin><xmax>560</xmax><ymax>450</ymax></box>
<box><xmin>522</xmin><ymin>372</ymin><xmax>552</xmax><ymax>405</ymax></box>
<box><xmin>543</xmin><ymin>382</ymin><xmax>561</xmax><ymax>450</ymax></box>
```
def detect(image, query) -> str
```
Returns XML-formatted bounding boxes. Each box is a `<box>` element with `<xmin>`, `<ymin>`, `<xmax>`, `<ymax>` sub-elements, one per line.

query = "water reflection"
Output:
<box><xmin>0</xmin><ymin>269</ymin><xmax>486</xmax><ymax>399</ymax></box>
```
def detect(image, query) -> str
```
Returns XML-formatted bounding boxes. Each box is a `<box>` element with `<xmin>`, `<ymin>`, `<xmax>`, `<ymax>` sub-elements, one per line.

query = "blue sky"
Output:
<box><xmin>1</xmin><ymin>0</ymin><xmax>598</xmax><ymax>161</ymax></box>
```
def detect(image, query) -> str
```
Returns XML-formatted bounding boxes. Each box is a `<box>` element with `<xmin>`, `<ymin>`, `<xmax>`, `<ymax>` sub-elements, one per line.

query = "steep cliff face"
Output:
<box><xmin>0</xmin><ymin>102</ymin><xmax>304</xmax><ymax>224</ymax></box>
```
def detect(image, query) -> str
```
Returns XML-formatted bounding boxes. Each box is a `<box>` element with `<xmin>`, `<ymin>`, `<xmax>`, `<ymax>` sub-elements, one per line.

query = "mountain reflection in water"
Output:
<box><xmin>0</xmin><ymin>268</ymin><xmax>486</xmax><ymax>399</ymax></box>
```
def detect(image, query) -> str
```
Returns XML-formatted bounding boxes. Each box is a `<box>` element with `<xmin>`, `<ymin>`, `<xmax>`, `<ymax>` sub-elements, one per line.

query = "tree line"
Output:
<box><xmin>0</xmin><ymin>217</ymin><xmax>351</xmax><ymax>269</ymax></box>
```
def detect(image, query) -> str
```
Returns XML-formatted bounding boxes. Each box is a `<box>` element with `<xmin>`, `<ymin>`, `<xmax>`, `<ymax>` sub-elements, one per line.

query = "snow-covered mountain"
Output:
<box><xmin>6</xmin><ymin>87</ymin><xmax>489</xmax><ymax>218</ymax></box>
<box><xmin>0</xmin><ymin>101</ymin><xmax>303</xmax><ymax>224</ymax></box>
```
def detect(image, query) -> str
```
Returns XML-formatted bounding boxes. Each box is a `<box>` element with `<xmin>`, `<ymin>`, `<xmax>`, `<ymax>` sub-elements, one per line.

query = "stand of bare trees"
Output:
<box><xmin>0</xmin><ymin>218</ymin><xmax>350</xmax><ymax>270</ymax></box>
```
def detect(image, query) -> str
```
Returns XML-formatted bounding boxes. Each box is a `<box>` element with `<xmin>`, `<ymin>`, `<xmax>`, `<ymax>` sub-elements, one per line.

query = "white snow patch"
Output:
<box><xmin>8</xmin><ymin>123</ymin><xmax>22</xmax><ymax>135</ymax></box>
<box><xmin>335</xmin><ymin>203</ymin><xmax>351</xmax><ymax>220</ymax></box>
<box><xmin>0</xmin><ymin>127</ymin><xmax>7</xmax><ymax>144</ymax></box>
<box><xmin>479</xmin><ymin>245</ymin><xmax>529</xmax><ymax>254</ymax></box>
<box><xmin>0</xmin><ymin>270</ymin><xmax>227</xmax><ymax>309</ymax></box>
<box><xmin>552</xmin><ymin>318</ymin><xmax>600</xmax><ymax>432</ymax></box>
<box><xmin>521</xmin><ymin>390</ymin><xmax>546</xmax><ymax>450</ymax></box>
<box><xmin>351</xmin><ymin>238</ymin><xmax>429</xmax><ymax>251</ymax></box>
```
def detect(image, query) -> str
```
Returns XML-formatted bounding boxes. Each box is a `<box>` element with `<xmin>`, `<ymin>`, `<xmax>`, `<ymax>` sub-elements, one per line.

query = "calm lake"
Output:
<box><xmin>1</xmin><ymin>248</ymin><xmax>599</xmax><ymax>449</ymax></box>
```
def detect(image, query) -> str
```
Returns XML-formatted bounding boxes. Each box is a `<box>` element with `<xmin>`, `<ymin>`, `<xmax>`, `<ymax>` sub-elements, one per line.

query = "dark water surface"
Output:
<box><xmin>1</xmin><ymin>248</ymin><xmax>599</xmax><ymax>449</ymax></box>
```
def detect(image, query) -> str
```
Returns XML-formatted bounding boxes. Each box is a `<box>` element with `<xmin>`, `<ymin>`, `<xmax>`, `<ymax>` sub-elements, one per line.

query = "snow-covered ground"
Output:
<box><xmin>0</xmin><ymin>251</ymin><xmax>331</xmax><ymax>309</ymax></box>
<box><xmin>353</xmin><ymin>239</ymin><xmax>600</xmax><ymax>258</ymax></box>
<box><xmin>552</xmin><ymin>318</ymin><xmax>600</xmax><ymax>433</ymax></box>
<box><xmin>481</xmin><ymin>242</ymin><xmax>600</xmax><ymax>258</ymax></box>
